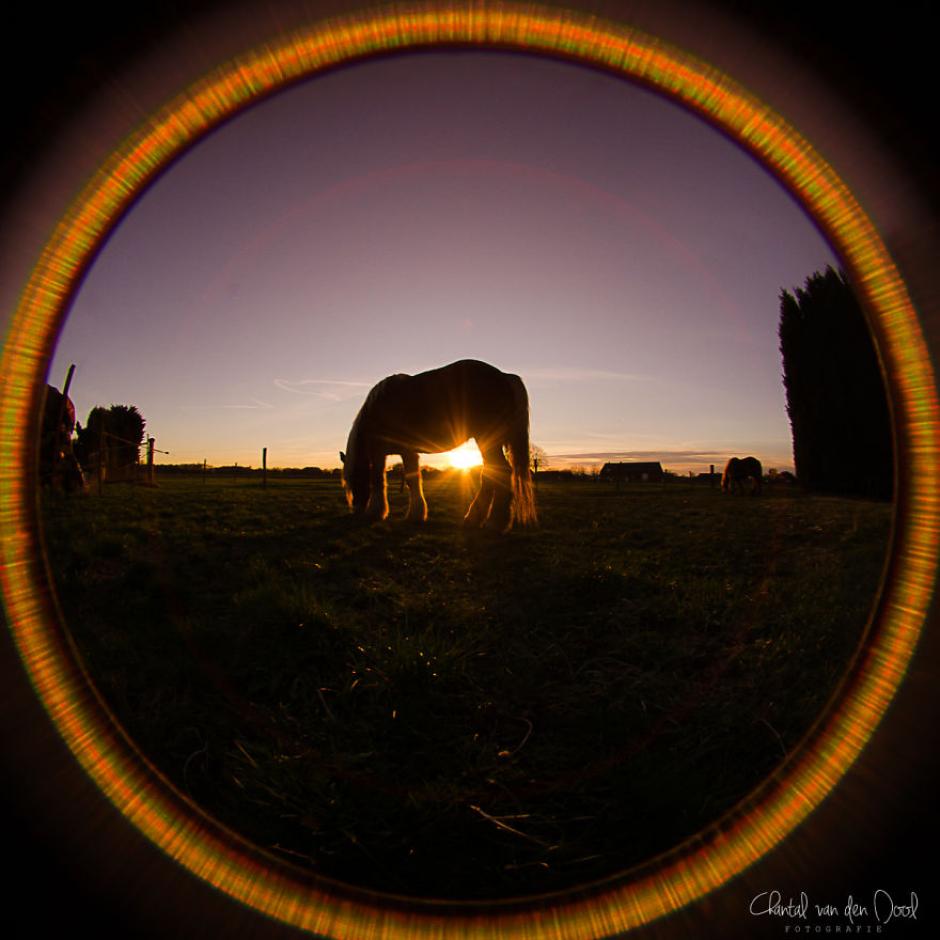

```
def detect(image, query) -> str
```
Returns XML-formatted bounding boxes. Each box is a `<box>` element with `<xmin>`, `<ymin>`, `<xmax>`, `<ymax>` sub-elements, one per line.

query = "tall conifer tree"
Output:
<box><xmin>779</xmin><ymin>267</ymin><xmax>892</xmax><ymax>498</ymax></box>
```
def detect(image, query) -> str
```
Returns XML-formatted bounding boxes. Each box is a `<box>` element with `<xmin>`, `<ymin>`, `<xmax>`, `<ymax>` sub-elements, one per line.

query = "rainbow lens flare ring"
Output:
<box><xmin>1</xmin><ymin>4</ymin><xmax>936</xmax><ymax>937</ymax></box>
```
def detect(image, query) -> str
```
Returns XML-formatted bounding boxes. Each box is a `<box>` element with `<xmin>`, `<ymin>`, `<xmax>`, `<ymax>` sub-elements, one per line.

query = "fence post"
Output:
<box><xmin>263</xmin><ymin>447</ymin><xmax>267</xmax><ymax>488</ymax></box>
<box><xmin>55</xmin><ymin>363</ymin><xmax>76</xmax><ymax>458</ymax></box>
<box><xmin>97</xmin><ymin>424</ymin><xmax>105</xmax><ymax>495</ymax></box>
<box><xmin>146</xmin><ymin>438</ymin><xmax>155</xmax><ymax>485</ymax></box>
<box><xmin>203</xmin><ymin>459</ymin><xmax>207</xmax><ymax>483</ymax></box>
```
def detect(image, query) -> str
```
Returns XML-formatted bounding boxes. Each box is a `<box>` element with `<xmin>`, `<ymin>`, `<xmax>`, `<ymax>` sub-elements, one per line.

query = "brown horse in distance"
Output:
<box><xmin>341</xmin><ymin>360</ymin><xmax>537</xmax><ymax>533</ymax></box>
<box><xmin>721</xmin><ymin>456</ymin><xmax>763</xmax><ymax>495</ymax></box>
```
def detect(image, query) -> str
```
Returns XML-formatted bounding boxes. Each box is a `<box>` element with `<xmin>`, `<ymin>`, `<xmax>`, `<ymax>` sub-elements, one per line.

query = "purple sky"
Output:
<box><xmin>48</xmin><ymin>50</ymin><xmax>838</xmax><ymax>472</ymax></box>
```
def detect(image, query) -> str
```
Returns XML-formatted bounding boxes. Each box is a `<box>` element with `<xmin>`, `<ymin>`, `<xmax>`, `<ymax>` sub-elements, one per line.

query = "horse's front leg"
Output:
<box><xmin>464</xmin><ymin>465</ymin><xmax>494</xmax><ymax>528</ymax></box>
<box><xmin>402</xmin><ymin>450</ymin><xmax>428</xmax><ymax>522</ymax></box>
<box><xmin>365</xmin><ymin>453</ymin><xmax>389</xmax><ymax>520</ymax></box>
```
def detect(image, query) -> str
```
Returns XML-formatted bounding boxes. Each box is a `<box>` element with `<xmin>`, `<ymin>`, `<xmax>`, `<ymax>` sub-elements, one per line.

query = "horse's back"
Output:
<box><xmin>400</xmin><ymin>361</ymin><xmax>517</xmax><ymax>412</ymax></box>
<box><xmin>411</xmin><ymin>359</ymin><xmax>514</xmax><ymax>386</ymax></box>
<box><xmin>725</xmin><ymin>456</ymin><xmax>761</xmax><ymax>476</ymax></box>
<box><xmin>369</xmin><ymin>360</ymin><xmax>522</xmax><ymax>454</ymax></box>
<box><xmin>741</xmin><ymin>456</ymin><xmax>762</xmax><ymax>476</ymax></box>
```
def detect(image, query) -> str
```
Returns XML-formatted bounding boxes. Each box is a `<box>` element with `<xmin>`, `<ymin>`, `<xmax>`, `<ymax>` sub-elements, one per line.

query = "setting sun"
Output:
<box><xmin>445</xmin><ymin>440</ymin><xmax>483</xmax><ymax>470</ymax></box>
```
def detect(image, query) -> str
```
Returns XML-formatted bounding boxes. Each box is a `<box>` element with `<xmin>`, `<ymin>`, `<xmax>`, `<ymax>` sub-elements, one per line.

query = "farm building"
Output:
<box><xmin>599</xmin><ymin>461</ymin><xmax>665</xmax><ymax>483</ymax></box>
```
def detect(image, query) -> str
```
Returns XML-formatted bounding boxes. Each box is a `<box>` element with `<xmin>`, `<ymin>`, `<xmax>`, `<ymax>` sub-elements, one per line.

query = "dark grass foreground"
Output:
<box><xmin>41</xmin><ymin>475</ymin><xmax>891</xmax><ymax>899</ymax></box>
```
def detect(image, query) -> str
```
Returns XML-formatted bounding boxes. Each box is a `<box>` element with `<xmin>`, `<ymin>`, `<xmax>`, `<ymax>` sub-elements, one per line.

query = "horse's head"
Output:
<box><xmin>721</xmin><ymin>457</ymin><xmax>739</xmax><ymax>493</ymax></box>
<box><xmin>340</xmin><ymin>446</ymin><xmax>370</xmax><ymax>513</ymax></box>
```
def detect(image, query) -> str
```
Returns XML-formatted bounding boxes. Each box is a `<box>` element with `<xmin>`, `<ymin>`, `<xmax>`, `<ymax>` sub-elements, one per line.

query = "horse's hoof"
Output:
<box><xmin>482</xmin><ymin>518</ymin><xmax>510</xmax><ymax>535</ymax></box>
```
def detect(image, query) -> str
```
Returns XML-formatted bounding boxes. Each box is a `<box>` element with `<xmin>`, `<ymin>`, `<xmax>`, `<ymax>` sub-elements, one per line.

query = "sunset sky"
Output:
<box><xmin>47</xmin><ymin>50</ymin><xmax>839</xmax><ymax>473</ymax></box>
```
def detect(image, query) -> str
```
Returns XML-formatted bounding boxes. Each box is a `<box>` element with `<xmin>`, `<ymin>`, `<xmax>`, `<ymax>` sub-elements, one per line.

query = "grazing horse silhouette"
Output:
<box><xmin>40</xmin><ymin>384</ymin><xmax>85</xmax><ymax>494</ymax></box>
<box><xmin>721</xmin><ymin>456</ymin><xmax>763</xmax><ymax>496</ymax></box>
<box><xmin>340</xmin><ymin>360</ymin><xmax>537</xmax><ymax>532</ymax></box>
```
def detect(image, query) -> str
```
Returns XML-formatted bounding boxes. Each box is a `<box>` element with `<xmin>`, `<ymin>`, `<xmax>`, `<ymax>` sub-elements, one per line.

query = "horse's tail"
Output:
<box><xmin>748</xmin><ymin>457</ymin><xmax>763</xmax><ymax>496</ymax></box>
<box><xmin>506</xmin><ymin>373</ymin><xmax>538</xmax><ymax>526</ymax></box>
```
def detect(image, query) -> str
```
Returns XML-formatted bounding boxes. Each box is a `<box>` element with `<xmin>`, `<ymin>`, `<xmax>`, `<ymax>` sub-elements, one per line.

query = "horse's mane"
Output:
<box><xmin>363</xmin><ymin>374</ymin><xmax>408</xmax><ymax>414</ymax></box>
<box><xmin>345</xmin><ymin>374</ymin><xmax>409</xmax><ymax>473</ymax></box>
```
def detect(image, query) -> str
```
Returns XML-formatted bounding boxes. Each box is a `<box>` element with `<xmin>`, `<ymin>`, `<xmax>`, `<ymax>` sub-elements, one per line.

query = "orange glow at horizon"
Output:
<box><xmin>444</xmin><ymin>439</ymin><xmax>483</xmax><ymax>470</ymax></box>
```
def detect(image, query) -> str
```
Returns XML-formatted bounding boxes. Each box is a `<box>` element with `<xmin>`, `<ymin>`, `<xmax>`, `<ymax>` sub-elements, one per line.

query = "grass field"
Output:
<box><xmin>40</xmin><ymin>474</ymin><xmax>892</xmax><ymax>899</ymax></box>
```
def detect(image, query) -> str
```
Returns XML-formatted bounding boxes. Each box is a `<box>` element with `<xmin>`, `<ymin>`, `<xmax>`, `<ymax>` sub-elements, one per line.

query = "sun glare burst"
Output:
<box><xmin>446</xmin><ymin>440</ymin><xmax>483</xmax><ymax>470</ymax></box>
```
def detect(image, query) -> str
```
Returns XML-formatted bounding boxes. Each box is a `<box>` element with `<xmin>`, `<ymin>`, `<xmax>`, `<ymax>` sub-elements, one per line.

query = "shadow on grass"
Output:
<box><xmin>40</xmin><ymin>477</ymin><xmax>891</xmax><ymax>898</ymax></box>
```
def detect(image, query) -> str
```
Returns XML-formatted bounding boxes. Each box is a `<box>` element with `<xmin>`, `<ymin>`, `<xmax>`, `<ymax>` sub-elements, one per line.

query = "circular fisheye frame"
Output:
<box><xmin>0</xmin><ymin>5</ymin><xmax>936</xmax><ymax>939</ymax></box>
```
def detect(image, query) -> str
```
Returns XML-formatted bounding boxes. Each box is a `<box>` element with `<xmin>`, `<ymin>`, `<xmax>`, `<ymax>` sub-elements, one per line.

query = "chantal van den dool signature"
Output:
<box><xmin>749</xmin><ymin>890</ymin><xmax>918</xmax><ymax>925</ymax></box>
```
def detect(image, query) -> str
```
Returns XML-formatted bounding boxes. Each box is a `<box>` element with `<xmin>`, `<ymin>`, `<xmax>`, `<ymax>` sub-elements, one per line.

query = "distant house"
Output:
<box><xmin>599</xmin><ymin>461</ymin><xmax>665</xmax><ymax>483</ymax></box>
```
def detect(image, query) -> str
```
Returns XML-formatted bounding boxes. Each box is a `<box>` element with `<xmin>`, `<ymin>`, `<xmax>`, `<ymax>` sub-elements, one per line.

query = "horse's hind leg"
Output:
<box><xmin>402</xmin><ymin>450</ymin><xmax>428</xmax><ymax>522</ymax></box>
<box><xmin>480</xmin><ymin>446</ymin><xmax>513</xmax><ymax>533</ymax></box>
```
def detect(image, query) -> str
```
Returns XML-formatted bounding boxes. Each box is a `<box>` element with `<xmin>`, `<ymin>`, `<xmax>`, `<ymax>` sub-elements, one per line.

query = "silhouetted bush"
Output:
<box><xmin>75</xmin><ymin>404</ymin><xmax>146</xmax><ymax>481</ymax></box>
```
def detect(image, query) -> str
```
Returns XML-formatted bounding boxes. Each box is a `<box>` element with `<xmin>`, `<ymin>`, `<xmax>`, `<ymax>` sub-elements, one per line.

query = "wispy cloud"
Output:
<box><xmin>522</xmin><ymin>367</ymin><xmax>649</xmax><ymax>384</ymax></box>
<box><xmin>273</xmin><ymin>378</ymin><xmax>371</xmax><ymax>400</ymax></box>
<box><xmin>222</xmin><ymin>399</ymin><xmax>275</xmax><ymax>410</ymax></box>
<box><xmin>550</xmin><ymin>449</ymin><xmax>730</xmax><ymax>462</ymax></box>
<box><xmin>547</xmin><ymin>446</ymin><xmax>793</xmax><ymax>470</ymax></box>
<box><xmin>180</xmin><ymin>398</ymin><xmax>274</xmax><ymax>411</ymax></box>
